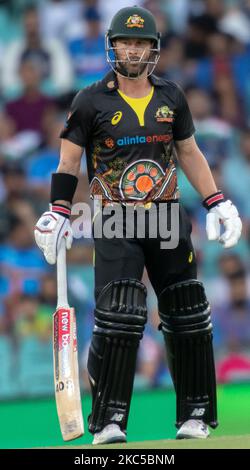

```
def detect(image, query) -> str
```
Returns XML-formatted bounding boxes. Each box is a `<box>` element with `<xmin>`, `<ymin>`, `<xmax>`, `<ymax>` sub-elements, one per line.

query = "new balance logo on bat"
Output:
<box><xmin>191</xmin><ymin>408</ymin><xmax>205</xmax><ymax>417</ymax></box>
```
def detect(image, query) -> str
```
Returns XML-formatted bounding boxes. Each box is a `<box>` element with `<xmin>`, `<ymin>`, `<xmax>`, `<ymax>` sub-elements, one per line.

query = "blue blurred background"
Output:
<box><xmin>0</xmin><ymin>0</ymin><xmax>250</xmax><ymax>403</ymax></box>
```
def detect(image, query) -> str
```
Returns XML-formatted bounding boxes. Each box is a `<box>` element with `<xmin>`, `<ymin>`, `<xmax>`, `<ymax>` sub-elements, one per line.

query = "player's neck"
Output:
<box><xmin>117</xmin><ymin>74</ymin><xmax>152</xmax><ymax>98</ymax></box>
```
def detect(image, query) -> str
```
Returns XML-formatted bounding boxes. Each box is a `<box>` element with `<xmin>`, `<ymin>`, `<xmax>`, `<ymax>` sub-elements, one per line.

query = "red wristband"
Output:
<box><xmin>202</xmin><ymin>191</ymin><xmax>225</xmax><ymax>210</ymax></box>
<box><xmin>50</xmin><ymin>204</ymin><xmax>71</xmax><ymax>219</ymax></box>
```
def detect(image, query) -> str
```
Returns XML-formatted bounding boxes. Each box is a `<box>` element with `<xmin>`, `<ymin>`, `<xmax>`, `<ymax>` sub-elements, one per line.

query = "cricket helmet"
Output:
<box><xmin>105</xmin><ymin>6</ymin><xmax>161</xmax><ymax>79</ymax></box>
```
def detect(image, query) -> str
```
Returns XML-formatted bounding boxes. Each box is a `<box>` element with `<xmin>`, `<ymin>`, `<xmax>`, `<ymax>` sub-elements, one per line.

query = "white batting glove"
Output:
<box><xmin>34</xmin><ymin>205</ymin><xmax>73</xmax><ymax>264</ymax></box>
<box><xmin>203</xmin><ymin>192</ymin><xmax>242</xmax><ymax>249</ymax></box>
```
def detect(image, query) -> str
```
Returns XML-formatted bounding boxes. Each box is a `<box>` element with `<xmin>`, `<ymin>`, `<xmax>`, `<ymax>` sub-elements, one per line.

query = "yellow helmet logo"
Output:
<box><xmin>188</xmin><ymin>251</ymin><xmax>193</xmax><ymax>263</ymax></box>
<box><xmin>111</xmin><ymin>111</ymin><xmax>122</xmax><ymax>125</ymax></box>
<box><xmin>125</xmin><ymin>15</ymin><xmax>144</xmax><ymax>28</ymax></box>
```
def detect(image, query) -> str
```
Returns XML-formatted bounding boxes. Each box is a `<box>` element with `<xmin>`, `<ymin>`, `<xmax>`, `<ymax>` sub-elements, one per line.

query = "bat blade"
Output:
<box><xmin>53</xmin><ymin>307</ymin><xmax>84</xmax><ymax>441</ymax></box>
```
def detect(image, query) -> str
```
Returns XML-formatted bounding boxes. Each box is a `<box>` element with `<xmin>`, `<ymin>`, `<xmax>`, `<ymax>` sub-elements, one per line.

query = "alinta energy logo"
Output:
<box><xmin>116</xmin><ymin>134</ymin><xmax>172</xmax><ymax>146</ymax></box>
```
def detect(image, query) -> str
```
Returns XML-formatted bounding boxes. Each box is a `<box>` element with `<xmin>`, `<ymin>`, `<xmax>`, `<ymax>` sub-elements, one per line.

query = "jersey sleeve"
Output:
<box><xmin>172</xmin><ymin>85</ymin><xmax>195</xmax><ymax>141</ymax></box>
<box><xmin>60</xmin><ymin>89</ymin><xmax>94</xmax><ymax>147</ymax></box>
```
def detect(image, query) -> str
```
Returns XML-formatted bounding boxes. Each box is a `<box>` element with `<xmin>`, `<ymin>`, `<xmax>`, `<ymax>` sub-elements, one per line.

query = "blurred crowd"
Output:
<box><xmin>0</xmin><ymin>0</ymin><xmax>250</xmax><ymax>398</ymax></box>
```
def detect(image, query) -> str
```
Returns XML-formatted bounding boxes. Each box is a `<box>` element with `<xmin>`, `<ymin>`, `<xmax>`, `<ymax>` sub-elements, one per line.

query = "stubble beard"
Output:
<box><xmin>116</xmin><ymin>60</ymin><xmax>148</xmax><ymax>79</ymax></box>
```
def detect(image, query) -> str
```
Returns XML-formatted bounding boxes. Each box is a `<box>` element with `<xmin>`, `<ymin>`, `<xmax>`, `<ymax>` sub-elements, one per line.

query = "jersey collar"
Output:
<box><xmin>103</xmin><ymin>71</ymin><xmax>166</xmax><ymax>92</ymax></box>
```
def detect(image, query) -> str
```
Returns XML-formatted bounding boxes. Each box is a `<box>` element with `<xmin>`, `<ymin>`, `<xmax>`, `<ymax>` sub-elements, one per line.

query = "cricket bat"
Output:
<box><xmin>53</xmin><ymin>238</ymin><xmax>84</xmax><ymax>441</ymax></box>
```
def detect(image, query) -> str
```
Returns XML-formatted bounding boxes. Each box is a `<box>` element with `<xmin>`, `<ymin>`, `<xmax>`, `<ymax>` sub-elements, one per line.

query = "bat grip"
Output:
<box><xmin>56</xmin><ymin>238</ymin><xmax>69</xmax><ymax>308</ymax></box>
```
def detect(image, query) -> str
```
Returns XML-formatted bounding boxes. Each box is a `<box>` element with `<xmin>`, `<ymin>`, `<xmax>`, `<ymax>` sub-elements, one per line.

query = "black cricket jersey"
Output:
<box><xmin>60</xmin><ymin>71</ymin><xmax>195</xmax><ymax>203</ymax></box>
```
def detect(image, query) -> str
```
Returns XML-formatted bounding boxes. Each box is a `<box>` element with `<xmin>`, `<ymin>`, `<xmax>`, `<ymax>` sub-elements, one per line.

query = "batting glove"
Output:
<box><xmin>203</xmin><ymin>191</ymin><xmax>242</xmax><ymax>249</ymax></box>
<box><xmin>34</xmin><ymin>204</ymin><xmax>73</xmax><ymax>264</ymax></box>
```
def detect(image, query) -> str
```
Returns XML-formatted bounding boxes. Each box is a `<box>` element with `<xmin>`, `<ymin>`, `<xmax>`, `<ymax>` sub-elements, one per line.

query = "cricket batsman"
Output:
<box><xmin>34</xmin><ymin>6</ymin><xmax>242</xmax><ymax>444</ymax></box>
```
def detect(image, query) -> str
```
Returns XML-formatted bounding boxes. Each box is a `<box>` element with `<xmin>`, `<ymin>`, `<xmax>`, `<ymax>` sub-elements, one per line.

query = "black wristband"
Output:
<box><xmin>50</xmin><ymin>173</ymin><xmax>78</xmax><ymax>204</ymax></box>
<box><xmin>202</xmin><ymin>191</ymin><xmax>225</xmax><ymax>210</ymax></box>
<box><xmin>50</xmin><ymin>203</ymin><xmax>71</xmax><ymax>219</ymax></box>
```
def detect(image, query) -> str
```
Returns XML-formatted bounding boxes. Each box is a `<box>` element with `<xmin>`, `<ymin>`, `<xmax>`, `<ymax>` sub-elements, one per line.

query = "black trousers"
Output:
<box><xmin>93</xmin><ymin>202</ymin><xmax>197</xmax><ymax>300</ymax></box>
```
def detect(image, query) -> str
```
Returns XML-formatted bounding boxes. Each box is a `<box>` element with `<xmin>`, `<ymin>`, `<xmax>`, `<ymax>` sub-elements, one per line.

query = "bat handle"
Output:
<box><xmin>56</xmin><ymin>238</ymin><xmax>69</xmax><ymax>309</ymax></box>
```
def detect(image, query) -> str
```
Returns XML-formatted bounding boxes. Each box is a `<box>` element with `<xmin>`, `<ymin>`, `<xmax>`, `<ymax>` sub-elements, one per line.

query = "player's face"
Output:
<box><xmin>114</xmin><ymin>38</ymin><xmax>152</xmax><ymax>77</ymax></box>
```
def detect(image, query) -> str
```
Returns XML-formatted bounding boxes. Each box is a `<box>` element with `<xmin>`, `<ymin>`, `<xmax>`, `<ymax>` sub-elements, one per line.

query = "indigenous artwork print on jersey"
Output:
<box><xmin>90</xmin><ymin>155</ymin><xmax>179</xmax><ymax>203</ymax></box>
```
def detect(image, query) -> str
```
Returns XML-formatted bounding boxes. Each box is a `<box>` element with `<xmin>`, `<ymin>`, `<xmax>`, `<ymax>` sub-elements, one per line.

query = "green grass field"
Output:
<box><xmin>1</xmin><ymin>384</ymin><xmax>250</xmax><ymax>448</ymax></box>
<box><xmin>44</xmin><ymin>435</ymin><xmax>250</xmax><ymax>449</ymax></box>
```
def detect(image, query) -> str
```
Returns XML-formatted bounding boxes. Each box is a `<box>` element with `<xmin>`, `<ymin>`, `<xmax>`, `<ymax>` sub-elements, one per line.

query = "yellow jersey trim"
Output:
<box><xmin>118</xmin><ymin>87</ymin><xmax>154</xmax><ymax>127</ymax></box>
